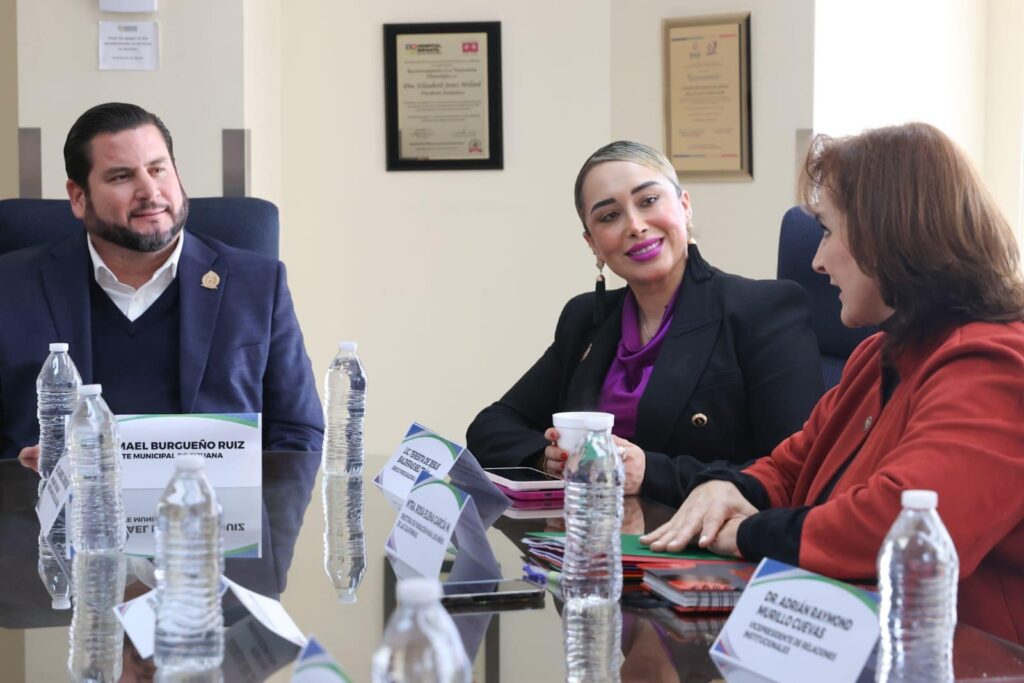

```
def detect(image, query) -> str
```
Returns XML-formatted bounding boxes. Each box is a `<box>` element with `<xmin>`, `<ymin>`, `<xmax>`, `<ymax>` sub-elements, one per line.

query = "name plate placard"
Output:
<box><xmin>117</xmin><ymin>413</ymin><xmax>262</xmax><ymax>489</ymax></box>
<box><xmin>374</xmin><ymin>423</ymin><xmax>465</xmax><ymax>500</ymax></box>
<box><xmin>385</xmin><ymin>470</ymin><xmax>468</xmax><ymax>578</ymax></box>
<box><xmin>710</xmin><ymin>558</ymin><xmax>879</xmax><ymax>683</ymax></box>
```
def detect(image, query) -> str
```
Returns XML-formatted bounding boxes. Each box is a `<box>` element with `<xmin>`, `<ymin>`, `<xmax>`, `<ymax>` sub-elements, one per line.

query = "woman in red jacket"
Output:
<box><xmin>641</xmin><ymin>122</ymin><xmax>1024</xmax><ymax>644</ymax></box>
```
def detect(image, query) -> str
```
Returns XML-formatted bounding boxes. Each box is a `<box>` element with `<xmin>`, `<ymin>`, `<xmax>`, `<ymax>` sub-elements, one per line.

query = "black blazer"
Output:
<box><xmin>466</xmin><ymin>246</ymin><xmax>825</xmax><ymax>506</ymax></box>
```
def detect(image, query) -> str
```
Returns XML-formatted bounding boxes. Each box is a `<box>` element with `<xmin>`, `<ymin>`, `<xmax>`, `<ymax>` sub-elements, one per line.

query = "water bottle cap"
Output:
<box><xmin>79</xmin><ymin>384</ymin><xmax>102</xmax><ymax>396</ymax></box>
<box><xmin>338</xmin><ymin>341</ymin><xmax>358</xmax><ymax>352</ymax></box>
<box><xmin>396</xmin><ymin>577</ymin><xmax>442</xmax><ymax>605</ymax></box>
<box><xmin>52</xmin><ymin>596</ymin><xmax>71</xmax><ymax>610</ymax></box>
<box><xmin>584</xmin><ymin>414</ymin><xmax>615</xmax><ymax>431</ymax></box>
<box><xmin>49</xmin><ymin>342</ymin><xmax>69</xmax><ymax>352</ymax></box>
<box><xmin>901</xmin><ymin>489</ymin><xmax>938</xmax><ymax>509</ymax></box>
<box><xmin>174</xmin><ymin>454</ymin><xmax>205</xmax><ymax>470</ymax></box>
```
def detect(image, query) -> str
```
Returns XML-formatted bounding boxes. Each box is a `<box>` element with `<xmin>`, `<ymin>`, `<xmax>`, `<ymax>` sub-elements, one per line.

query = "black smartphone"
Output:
<box><xmin>440</xmin><ymin>578</ymin><xmax>546</xmax><ymax>611</ymax></box>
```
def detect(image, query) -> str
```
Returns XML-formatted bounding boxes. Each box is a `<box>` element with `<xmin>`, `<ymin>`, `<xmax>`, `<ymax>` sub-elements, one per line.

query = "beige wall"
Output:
<box><xmin>280</xmin><ymin>0</ymin><xmax>614</xmax><ymax>466</ymax></box>
<box><xmin>243</xmin><ymin>0</ymin><xmax>284</xmax><ymax>207</ymax></box>
<box><xmin>16</xmin><ymin>0</ymin><xmax>245</xmax><ymax>198</ymax></box>
<box><xmin>0</xmin><ymin>0</ymin><xmax>17</xmax><ymax>198</ymax></box>
<box><xmin>610</xmin><ymin>0</ymin><xmax>816</xmax><ymax>280</ymax></box>
<box><xmin>278</xmin><ymin>2</ymin><xmax>612</xmax><ymax>672</ymax></box>
<box><xmin>984</xmin><ymin>0</ymin><xmax>1024</xmax><ymax>244</ymax></box>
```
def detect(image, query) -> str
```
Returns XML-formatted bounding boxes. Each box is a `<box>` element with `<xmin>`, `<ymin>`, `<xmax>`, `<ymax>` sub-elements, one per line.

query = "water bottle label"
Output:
<box><xmin>709</xmin><ymin>558</ymin><xmax>880</xmax><ymax>683</ymax></box>
<box><xmin>374</xmin><ymin>422</ymin><xmax>467</xmax><ymax>500</ymax></box>
<box><xmin>35</xmin><ymin>454</ymin><xmax>72</xmax><ymax>535</ymax></box>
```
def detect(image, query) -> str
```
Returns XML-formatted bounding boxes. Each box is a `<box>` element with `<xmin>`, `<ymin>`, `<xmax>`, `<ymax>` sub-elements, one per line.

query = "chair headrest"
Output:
<box><xmin>777</xmin><ymin>206</ymin><xmax>876</xmax><ymax>357</ymax></box>
<box><xmin>0</xmin><ymin>197</ymin><xmax>280</xmax><ymax>260</ymax></box>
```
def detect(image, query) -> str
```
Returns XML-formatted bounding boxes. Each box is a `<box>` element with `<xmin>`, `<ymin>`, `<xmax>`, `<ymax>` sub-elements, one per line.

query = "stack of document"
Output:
<box><xmin>522</xmin><ymin>532</ymin><xmax>750</xmax><ymax>585</ymax></box>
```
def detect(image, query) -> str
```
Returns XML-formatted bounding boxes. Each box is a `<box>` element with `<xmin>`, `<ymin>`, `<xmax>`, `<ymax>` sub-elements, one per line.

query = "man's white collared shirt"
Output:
<box><xmin>86</xmin><ymin>233</ymin><xmax>185</xmax><ymax>322</ymax></box>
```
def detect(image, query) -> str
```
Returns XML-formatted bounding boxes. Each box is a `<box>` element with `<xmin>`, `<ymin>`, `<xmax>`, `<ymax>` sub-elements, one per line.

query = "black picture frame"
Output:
<box><xmin>383</xmin><ymin>21</ymin><xmax>504</xmax><ymax>171</ymax></box>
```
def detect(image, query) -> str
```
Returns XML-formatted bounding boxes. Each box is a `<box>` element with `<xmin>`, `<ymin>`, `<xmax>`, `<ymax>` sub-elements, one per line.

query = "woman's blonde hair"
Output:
<box><xmin>573</xmin><ymin>141</ymin><xmax>682</xmax><ymax>232</ymax></box>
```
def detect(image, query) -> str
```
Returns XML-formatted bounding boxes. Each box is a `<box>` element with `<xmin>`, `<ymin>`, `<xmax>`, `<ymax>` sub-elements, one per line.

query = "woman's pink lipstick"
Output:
<box><xmin>627</xmin><ymin>238</ymin><xmax>663</xmax><ymax>262</ymax></box>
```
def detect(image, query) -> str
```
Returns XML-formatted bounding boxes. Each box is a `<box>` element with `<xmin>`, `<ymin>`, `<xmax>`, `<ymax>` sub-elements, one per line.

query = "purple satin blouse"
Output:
<box><xmin>596</xmin><ymin>287</ymin><xmax>679</xmax><ymax>439</ymax></box>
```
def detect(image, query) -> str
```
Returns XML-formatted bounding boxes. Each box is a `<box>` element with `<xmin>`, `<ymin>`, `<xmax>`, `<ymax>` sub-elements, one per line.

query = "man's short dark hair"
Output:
<box><xmin>63</xmin><ymin>102</ymin><xmax>175</xmax><ymax>191</ymax></box>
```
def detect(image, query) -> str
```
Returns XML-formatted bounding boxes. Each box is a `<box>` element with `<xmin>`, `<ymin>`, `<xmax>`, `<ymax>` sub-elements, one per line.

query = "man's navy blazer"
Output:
<box><xmin>0</xmin><ymin>231</ymin><xmax>324</xmax><ymax>460</ymax></box>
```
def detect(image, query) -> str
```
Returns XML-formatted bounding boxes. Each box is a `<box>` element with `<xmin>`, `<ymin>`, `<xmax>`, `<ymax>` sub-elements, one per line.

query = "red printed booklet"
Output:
<box><xmin>640</xmin><ymin>560</ymin><xmax>755</xmax><ymax>613</ymax></box>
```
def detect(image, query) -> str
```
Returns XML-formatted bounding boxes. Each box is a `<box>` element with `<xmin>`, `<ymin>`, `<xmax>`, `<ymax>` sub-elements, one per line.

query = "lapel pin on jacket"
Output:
<box><xmin>691</xmin><ymin>413</ymin><xmax>708</xmax><ymax>427</ymax></box>
<box><xmin>201</xmin><ymin>270</ymin><xmax>220</xmax><ymax>290</ymax></box>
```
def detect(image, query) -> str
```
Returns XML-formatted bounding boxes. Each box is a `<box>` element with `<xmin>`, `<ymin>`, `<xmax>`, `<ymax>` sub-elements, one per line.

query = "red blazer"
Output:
<box><xmin>745</xmin><ymin>321</ymin><xmax>1024</xmax><ymax>644</ymax></box>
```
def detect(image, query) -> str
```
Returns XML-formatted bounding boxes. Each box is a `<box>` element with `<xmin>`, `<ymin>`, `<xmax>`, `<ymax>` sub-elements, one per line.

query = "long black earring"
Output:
<box><xmin>593</xmin><ymin>259</ymin><xmax>606</xmax><ymax>325</ymax></box>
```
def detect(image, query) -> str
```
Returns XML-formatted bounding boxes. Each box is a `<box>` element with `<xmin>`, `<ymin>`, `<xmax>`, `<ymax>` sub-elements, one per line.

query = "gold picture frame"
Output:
<box><xmin>663</xmin><ymin>13</ymin><xmax>752</xmax><ymax>181</ymax></box>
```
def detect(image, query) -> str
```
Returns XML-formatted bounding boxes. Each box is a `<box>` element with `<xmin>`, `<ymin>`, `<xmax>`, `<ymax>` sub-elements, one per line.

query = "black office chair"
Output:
<box><xmin>777</xmin><ymin>206</ymin><xmax>877</xmax><ymax>389</ymax></box>
<box><xmin>0</xmin><ymin>197</ymin><xmax>280</xmax><ymax>259</ymax></box>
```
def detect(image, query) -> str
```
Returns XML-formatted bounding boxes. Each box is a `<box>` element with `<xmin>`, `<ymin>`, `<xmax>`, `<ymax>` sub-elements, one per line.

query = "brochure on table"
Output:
<box><xmin>710</xmin><ymin>558</ymin><xmax>879</xmax><ymax>683</ymax></box>
<box><xmin>115</xmin><ymin>575</ymin><xmax>306</xmax><ymax>660</ymax></box>
<box><xmin>221</xmin><ymin>614</ymin><xmax>304</xmax><ymax>682</ymax></box>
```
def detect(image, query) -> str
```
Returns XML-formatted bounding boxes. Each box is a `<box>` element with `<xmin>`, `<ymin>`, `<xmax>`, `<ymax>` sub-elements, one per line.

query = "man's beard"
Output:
<box><xmin>84</xmin><ymin>193</ymin><xmax>189</xmax><ymax>253</ymax></box>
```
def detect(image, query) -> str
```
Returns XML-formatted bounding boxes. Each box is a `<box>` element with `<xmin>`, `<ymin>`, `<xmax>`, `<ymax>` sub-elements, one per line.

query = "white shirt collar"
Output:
<box><xmin>86</xmin><ymin>230</ymin><xmax>186</xmax><ymax>291</ymax></box>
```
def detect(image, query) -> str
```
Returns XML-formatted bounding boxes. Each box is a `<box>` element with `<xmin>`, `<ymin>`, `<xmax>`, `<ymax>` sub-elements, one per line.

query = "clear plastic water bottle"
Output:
<box><xmin>69</xmin><ymin>549</ymin><xmax>127</xmax><ymax>683</ymax></box>
<box><xmin>67</xmin><ymin>384</ymin><xmax>127</xmax><ymax>683</ymax></box>
<box><xmin>154</xmin><ymin>455</ymin><xmax>225</xmax><ymax>676</ymax></box>
<box><xmin>37</xmin><ymin>342</ymin><xmax>81</xmax><ymax>610</ymax></box>
<box><xmin>561</xmin><ymin>413</ymin><xmax>623</xmax><ymax>602</ymax></box>
<box><xmin>322</xmin><ymin>341</ymin><xmax>366</xmax><ymax>476</ymax></box>
<box><xmin>371</xmin><ymin>577</ymin><xmax>472</xmax><ymax>683</ymax></box>
<box><xmin>563</xmin><ymin>597</ymin><xmax>622</xmax><ymax>683</ymax></box>
<box><xmin>323</xmin><ymin>473</ymin><xmax>367</xmax><ymax>603</ymax></box>
<box><xmin>876</xmin><ymin>490</ymin><xmax>959</xmax><ymax>683</ymax></box>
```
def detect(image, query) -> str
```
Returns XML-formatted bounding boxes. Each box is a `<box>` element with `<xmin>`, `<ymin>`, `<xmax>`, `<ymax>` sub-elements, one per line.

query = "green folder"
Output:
<box><xmin>525</xmin><ymin>531</ymin><xmax>729</xmax><ymax>561</ymax></box>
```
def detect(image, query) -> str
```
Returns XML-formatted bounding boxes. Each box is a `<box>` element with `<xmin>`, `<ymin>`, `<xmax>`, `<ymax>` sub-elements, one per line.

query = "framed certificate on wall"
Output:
<box><xmin>383</xmin><ymin>21</ymin><xmax>504</xmax><ymax>171</ymax></box>
<box><xmin>663</xmin><ymin>13</ymin><xmax>752</xmax><ymax>181</ymax></box>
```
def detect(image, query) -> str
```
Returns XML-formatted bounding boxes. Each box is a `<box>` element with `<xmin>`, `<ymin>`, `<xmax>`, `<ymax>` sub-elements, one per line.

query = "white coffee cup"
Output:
<box><xmin>552</xmin><ymin>411</ymin><xmax>615</xmax><ymax>455</ymax></box>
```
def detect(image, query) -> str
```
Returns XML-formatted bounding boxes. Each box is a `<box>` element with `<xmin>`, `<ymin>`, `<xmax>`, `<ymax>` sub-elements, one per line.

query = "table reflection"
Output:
<box><xmin>3</xmin><ymin>454</ymin><xmax>1024</xmax><ymax>682</ymax></box>
<box><xmin>322</xmin><ymin>473</ymin><xmax>367</xmax><ymax>604</ymax></box>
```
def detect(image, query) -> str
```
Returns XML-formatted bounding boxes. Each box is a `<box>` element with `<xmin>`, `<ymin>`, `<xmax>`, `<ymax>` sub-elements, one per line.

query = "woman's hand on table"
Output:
<box><xmin>706</xmin><ymin>517</ymin><xmax>744</xmax><ymax>558</ymax></box>
<box><xmin>614</xmin><ymin>436</ymin><xmax>646</xmax><ymax>495</ymax></box>
<box><xmin>639</xmin><ymin>480</ymin><xmax>756</xmax><ymax>553</ymax></box>
<box><xmin>542</xmin><ymin>427</ymin><xmax>567</xmax><ymax>477</ymax></box>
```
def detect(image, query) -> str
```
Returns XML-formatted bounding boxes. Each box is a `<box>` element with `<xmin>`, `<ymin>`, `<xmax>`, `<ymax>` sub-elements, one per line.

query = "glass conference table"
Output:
<box><xmin>2</xmin><ymin>452</ymin><xmax>1023</xmax><ymax>682</ymax></box>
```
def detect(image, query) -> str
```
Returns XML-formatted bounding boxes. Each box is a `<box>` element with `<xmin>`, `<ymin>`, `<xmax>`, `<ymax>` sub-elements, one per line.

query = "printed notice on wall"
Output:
<box><xmin>99</xmin><ymin>21</ymin><xmax>159</xmax><ymax>71</ymax></box>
